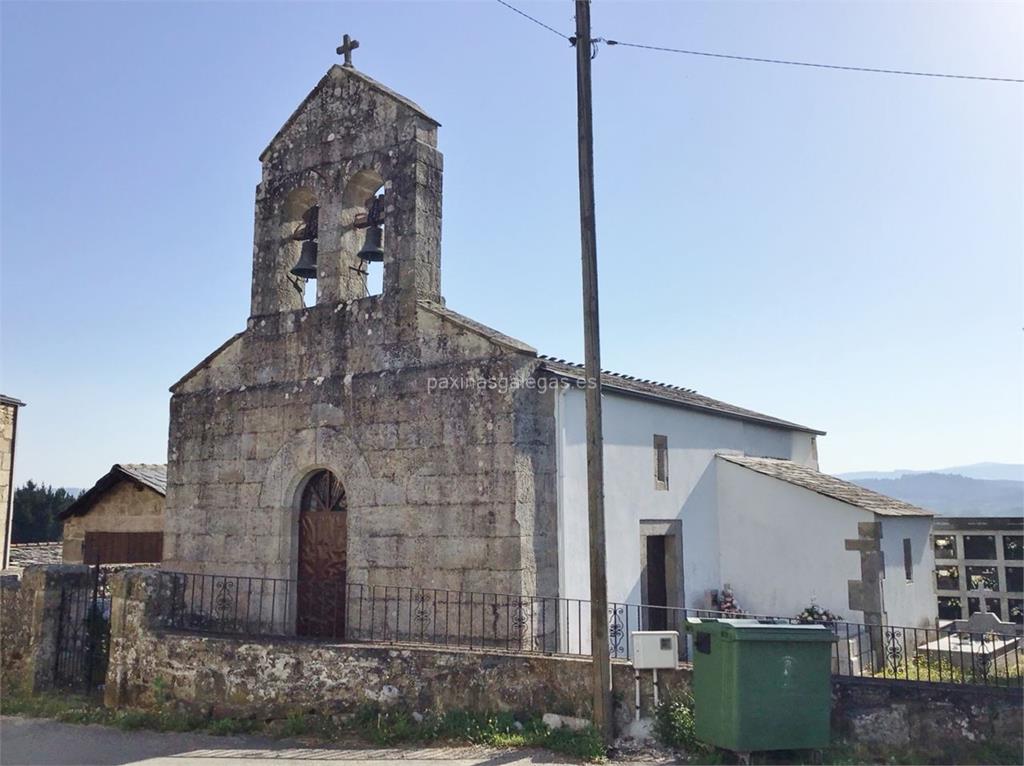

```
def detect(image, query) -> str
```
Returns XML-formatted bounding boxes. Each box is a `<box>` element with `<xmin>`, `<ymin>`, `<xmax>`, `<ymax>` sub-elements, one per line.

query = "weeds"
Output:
<box><xmin>205</xmin><ymin>717</ymin><xmax>260</xmax><ymax>736</ymax></box>
<box><xmin>273</xmin><ymin>711</ymin><xmax>315</xmax><ymax>738</ymax></box>
<box><xmin>350</xmin><ymin>705</ymin><xmax>605</xmax><ymax>760</ymax></box>
<box><xmin>653</xmin><ymin>691</ymin><xmax>707</xmax><ymax>756</ymax></box>
<box><xmin>0</xmin><ymin>691</ymin><xmax>606</xmax><ymax>761</ymax></box>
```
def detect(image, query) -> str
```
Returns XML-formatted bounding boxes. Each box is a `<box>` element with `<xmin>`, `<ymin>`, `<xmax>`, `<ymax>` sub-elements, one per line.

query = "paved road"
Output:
<box><xmin>0</xmin><ymin>717</ymin><xmax>627</xmax><ymax>766</ymax></box>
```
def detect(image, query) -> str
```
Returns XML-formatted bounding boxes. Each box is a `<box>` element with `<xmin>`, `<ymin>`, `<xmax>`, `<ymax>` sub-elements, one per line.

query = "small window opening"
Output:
<box><xmin>903</xmin><ymin>538</ymin><xmax>913</xmax><ymax>581</ymax></box>
<box><xmin>654</xmin><ymin>435</ymin><xmax>669</xmax><ymax>490</ymax></box>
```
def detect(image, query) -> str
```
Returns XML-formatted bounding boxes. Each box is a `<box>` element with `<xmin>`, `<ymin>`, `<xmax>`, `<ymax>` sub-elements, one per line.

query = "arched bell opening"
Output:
<box><xmin>342</xmin><ymin>169</ymin><xmax>387</xmax><ymax>298</ymax></box>
<box><xmin>294</xmin><ymin>468</ymin><xmax>348</xmax><ymax>637</ymax></box>
<box><xmin>281</xmin><ymin>188</ymin><xmax>319</xmax><ymax>307</ymax></box>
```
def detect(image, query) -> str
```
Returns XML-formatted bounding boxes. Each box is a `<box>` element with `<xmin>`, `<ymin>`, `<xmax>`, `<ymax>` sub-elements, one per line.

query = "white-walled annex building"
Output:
<box><xmin>543</xmin><ymin>356</ymin><xmax>936</xmax><ymax>630</ymax></box>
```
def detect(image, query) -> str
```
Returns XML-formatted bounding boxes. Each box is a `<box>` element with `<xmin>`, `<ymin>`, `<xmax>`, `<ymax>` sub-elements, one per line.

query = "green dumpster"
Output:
<box><xmin>686</xmin><ymin>618</ymin><xmax>834</xmax><ymax>753</ymax></box>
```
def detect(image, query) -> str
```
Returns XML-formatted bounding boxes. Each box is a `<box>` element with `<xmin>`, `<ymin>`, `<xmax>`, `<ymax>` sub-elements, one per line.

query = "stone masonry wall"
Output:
<box><xmin>62</xmin><ymin>480</ymin><xmax>165</xmax><ymax>564</ymax></box>
<box><xmin>106</xmin><ymin>570</ymin><xmax>682</xmax><ymax>732</ymax></box>
<box><xmin>1</xmin><ymin>565</ymin><xmax>92</xmax><ymax>693</ymax></box>
<box><xmin>165</xmin><ymin>64</ymin><xmax>559</xmax><ymax>601</ymax></box>
<box><xmin>0</xmin><ymin>573</ymin><xmax>31</xmax><ymax>690</ymax></box>
<box><xmin>107</xmin><ymin>569</ymin><xmax>1023</xmax><ymax>754</ymax></box>
<box><xmin>832</xmin><ymin>677</ymin><xmax>1022</xmax><ymax>758</ymax></box>
<box><xmin>165</xmin><ymin>299</ymin><xmax>559</xmax><ymax>600</ymax></box>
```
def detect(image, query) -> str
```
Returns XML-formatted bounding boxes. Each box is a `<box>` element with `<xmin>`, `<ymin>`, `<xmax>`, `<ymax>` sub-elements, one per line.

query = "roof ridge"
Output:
<box><xmin>536</xmin><ymin>355</ymin><xmax>697</xmax><ymax>394</ymax></box>
<box><xmin>537</xmin><ymin>356</ymin><xmax>824</xmax><ymax>435</ymax></box>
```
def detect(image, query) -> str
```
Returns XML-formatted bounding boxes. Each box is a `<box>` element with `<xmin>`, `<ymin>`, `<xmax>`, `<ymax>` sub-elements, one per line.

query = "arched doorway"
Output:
<box><xmin>296</xmin><ymin>469</ymin><xmax>347</xmax><ymax>637</ymax></box>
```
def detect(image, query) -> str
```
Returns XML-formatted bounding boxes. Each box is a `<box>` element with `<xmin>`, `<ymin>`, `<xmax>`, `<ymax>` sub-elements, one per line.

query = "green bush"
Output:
<box><xmin>653</xmin><ymin>692</ymin><xmax>706</xmax><ymax>754</ymax></box>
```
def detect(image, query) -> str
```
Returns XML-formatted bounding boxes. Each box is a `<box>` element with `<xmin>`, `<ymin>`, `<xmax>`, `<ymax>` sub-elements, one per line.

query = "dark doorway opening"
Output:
<box><xmin>646</xmin><ymin>535</ymin><xmax>669</xmax><ymax>630</ymax></box>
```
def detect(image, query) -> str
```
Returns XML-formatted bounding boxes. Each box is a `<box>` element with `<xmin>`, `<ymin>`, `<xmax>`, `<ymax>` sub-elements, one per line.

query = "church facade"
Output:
<box><xmin>164</xmin><ymin>63</ymin><xmax>560</xmax><ymax>605</ymax></box>
<box><xmin>164</xmin><ymin>61</ymin><xmax>936</xmax><ymax>635</ymax></box>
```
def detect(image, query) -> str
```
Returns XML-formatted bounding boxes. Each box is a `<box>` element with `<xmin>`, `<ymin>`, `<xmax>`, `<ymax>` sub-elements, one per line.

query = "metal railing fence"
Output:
<box><xmin>156</xmin><ymin>570</ymin><xmax>1021</xmax><ymax>688</ymax></box>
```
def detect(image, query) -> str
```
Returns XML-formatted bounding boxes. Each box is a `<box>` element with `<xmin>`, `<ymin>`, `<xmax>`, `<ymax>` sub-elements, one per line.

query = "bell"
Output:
<box><xmin>357</xmin><ymin>225</ymin><xmax>384</xmax><ymax>263</ymax></box>
<box><xmin>289</xmin><ymin>241</ymin><xmax>318</xmax><ymax>279</ymax></box>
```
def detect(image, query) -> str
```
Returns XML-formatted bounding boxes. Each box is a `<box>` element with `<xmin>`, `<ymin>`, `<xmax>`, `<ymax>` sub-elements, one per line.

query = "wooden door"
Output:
<box><xmin>296</xmin><ymin>470</ymin><xmax>347</xmax><ymax>637</ymax></box>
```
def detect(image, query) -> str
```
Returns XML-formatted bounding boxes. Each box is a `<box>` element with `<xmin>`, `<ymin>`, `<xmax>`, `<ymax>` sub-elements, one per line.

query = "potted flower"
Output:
<box><xmin>796</xmin><ymin>601</ymin><xmax>842</xmax><ymax>627</ymax></box>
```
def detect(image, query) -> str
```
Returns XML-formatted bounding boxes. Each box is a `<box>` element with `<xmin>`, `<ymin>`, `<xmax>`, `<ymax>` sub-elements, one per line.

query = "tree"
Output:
<box><xmin>11</xmin><ymin>481</ymin><xmax>79</xmax><ymax>543</ymax></box>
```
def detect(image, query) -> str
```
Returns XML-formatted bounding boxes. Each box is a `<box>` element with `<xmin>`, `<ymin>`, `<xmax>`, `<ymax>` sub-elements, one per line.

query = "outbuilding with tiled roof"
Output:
<box><xmin>59</xmin><ymin>463</ymin><xmax>166</xmax><ymax>565</ymax></box>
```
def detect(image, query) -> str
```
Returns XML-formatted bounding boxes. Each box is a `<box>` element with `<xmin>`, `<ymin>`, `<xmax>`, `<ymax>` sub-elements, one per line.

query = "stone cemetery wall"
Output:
<box><xmin>106</xmin><ymin>569</ymin><xmax>1023</xmax><ymax>753</ymax></box>
<box><xmin>832</xmin><ymin>676</ymin><xmax>1022</xmax><ymax>758</ymax></box>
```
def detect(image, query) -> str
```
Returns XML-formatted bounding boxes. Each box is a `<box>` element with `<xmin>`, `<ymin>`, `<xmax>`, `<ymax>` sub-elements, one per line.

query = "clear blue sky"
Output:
<box><xmin>2</xmin><ymin>1</ymin><xmax>1021</xmax><ymax>489</ymax></box>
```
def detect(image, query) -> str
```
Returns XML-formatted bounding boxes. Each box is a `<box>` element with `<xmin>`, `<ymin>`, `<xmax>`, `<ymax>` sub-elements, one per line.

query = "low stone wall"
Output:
<box><xmin>105</xmin><ymin>569</ymin><xmax>1023</xmax><ymax>753</ymax></box>
<box><xmin>104</xmin><ymin>569</ymin><xmax>687</xmax><ymax>730</ymax></box>
<box><xmin>0</xmin><ymin>565</ymin><xmax>92</xmax><ymax>693</ymax></box>
<box><xmin>832</xmin><ymin>676</ymin><xmax>1023</xmax><ymax>757</ymax></box>
<box><xmin>0</xmin><ymin>574</ymin><xmax>31</xmax><ymax>689</ymax></box>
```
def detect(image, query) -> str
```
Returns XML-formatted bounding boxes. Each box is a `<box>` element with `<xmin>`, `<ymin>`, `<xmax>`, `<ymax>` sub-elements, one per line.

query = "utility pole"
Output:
<box><xmin>573</xmin><ymin>0</ymin><xmax>612</xmax><ymax>746</ymax></box>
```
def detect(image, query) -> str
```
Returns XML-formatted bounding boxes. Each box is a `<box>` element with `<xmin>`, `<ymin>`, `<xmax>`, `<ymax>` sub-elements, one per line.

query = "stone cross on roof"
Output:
<box><xmin>337</xmin><ymin>34</ymin><xmax>360</xmax><ymax>68</ymax></box>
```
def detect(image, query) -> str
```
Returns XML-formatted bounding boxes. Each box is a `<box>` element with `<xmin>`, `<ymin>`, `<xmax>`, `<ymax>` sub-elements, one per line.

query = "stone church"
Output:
<box><xmin>165</xmin><ymin>59</ymin><xmax>560</xmax><ymax>606</ymax></box>
<box><xmin>165</xmin><ymin>55</ymin><xmax>936</xmax><ymax>637</ymax></box>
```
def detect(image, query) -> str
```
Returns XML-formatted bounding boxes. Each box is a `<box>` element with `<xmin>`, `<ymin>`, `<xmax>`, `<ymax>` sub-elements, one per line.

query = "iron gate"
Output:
<box><xmin>54</xmin><ymin>565</ymin><xmax>111</xmax><ymax>694</ymax></box>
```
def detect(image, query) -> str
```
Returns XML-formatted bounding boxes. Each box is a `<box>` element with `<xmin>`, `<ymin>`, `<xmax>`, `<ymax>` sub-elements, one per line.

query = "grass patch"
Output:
<box><xmin>1</xmin><ymin>691</ymin><xmax>606</xmax><ymax>761</ymax></box>
<box><xmin>351</xmin><ymin>705</ymin><xmax>605</xmax><ymax>761</ymax></box>
<box><xmin>2</xmin><ymin>692</ymin><xmax>211</xmax><ymax>736</ymax></box>
<box><xmin>205</xmin><ymin>717</ymin><xmax>261</xmax><ymax>736</ymax></box>
<box><xmin>870</xmin><ymin>655</ymin><xmax>1022</xmax><ymax>687</ymax></box>
<box><xmin>13</xmin><ymin>691</ymin><xmax>1017</xmax><ymax>765</ymax></box>
<box><xmin>0</xmin><ymin>692</ymin><xmax>115</xmax><ymax>725</ymax></box>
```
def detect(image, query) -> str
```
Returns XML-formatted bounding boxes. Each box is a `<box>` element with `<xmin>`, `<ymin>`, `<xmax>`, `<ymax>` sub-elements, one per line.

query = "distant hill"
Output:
<box><xmin>840</xmin><ymin>462</ymin><xmax>1023</xmax><ymax>482</ymax></box>
<box><xmin>845</xmin><ymin>473</ymin><xmax>1024</xmax><ymax>518</ymax></box>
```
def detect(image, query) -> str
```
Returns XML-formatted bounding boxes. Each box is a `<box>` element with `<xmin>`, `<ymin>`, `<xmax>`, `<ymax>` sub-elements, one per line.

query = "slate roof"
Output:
<box><xmin>6</xmin><ymin>542</ymin><xmax>63</xmax><ymax>569</ymax></box>
<box><xmin>538</xmin><ymin>357</ymin><xmax>824</xmax><ymax>435</ymax></box>
<box><xmin>718</xmin><ymin>455</ymin><xmax>933</xmax><ymax>517</ymax></box>
<box><xmin>0</xmin><ymin>394</ymin><xmax>25</xmax><ymax>407</ymax></box>
<box><xmin>58</xmin><ymin>464</ymin><xmax>167</xmax><ymax>520</ymax></box>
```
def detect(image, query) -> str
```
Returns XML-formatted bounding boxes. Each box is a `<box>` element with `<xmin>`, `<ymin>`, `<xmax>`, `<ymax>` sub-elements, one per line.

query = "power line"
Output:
<box><xmin>603</xmin><ymin>39</ymin><xmax>1023</xmax><ymax>83</ymax></box>
<box><xmin>494</xmin><ymin>0</ymin><xmax>568</xmax><ymax>40</ymax></box>
<box><xmin>493</xmin><ymin>0</ymin><xmax>1023</xmax><ymax>84</ymax></box>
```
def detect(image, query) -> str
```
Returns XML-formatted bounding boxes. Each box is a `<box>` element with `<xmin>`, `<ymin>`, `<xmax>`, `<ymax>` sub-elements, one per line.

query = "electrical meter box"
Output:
<box><xmin>631</xmin><ymin>631</ymin><xmax>679</xmax><ymax>669</ymax></box>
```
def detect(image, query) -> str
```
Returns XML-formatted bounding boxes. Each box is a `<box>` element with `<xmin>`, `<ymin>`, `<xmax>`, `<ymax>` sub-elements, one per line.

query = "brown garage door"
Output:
<box><xmin>82</xmin><ymin>532</ymin><xmax>163</xmax><ymax>565</ymax></box>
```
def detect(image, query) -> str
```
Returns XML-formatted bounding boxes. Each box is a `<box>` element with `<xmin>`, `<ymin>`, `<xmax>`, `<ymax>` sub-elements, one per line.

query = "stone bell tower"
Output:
<box><xmin>165</xmin><ymin>48</ymin><xmax>558</xmax><ymax>613</ymax></box>
<box><xmin>249</xmin><ymin>57</ymin><xmax>442</xmax><ymax>320</ymax></box>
